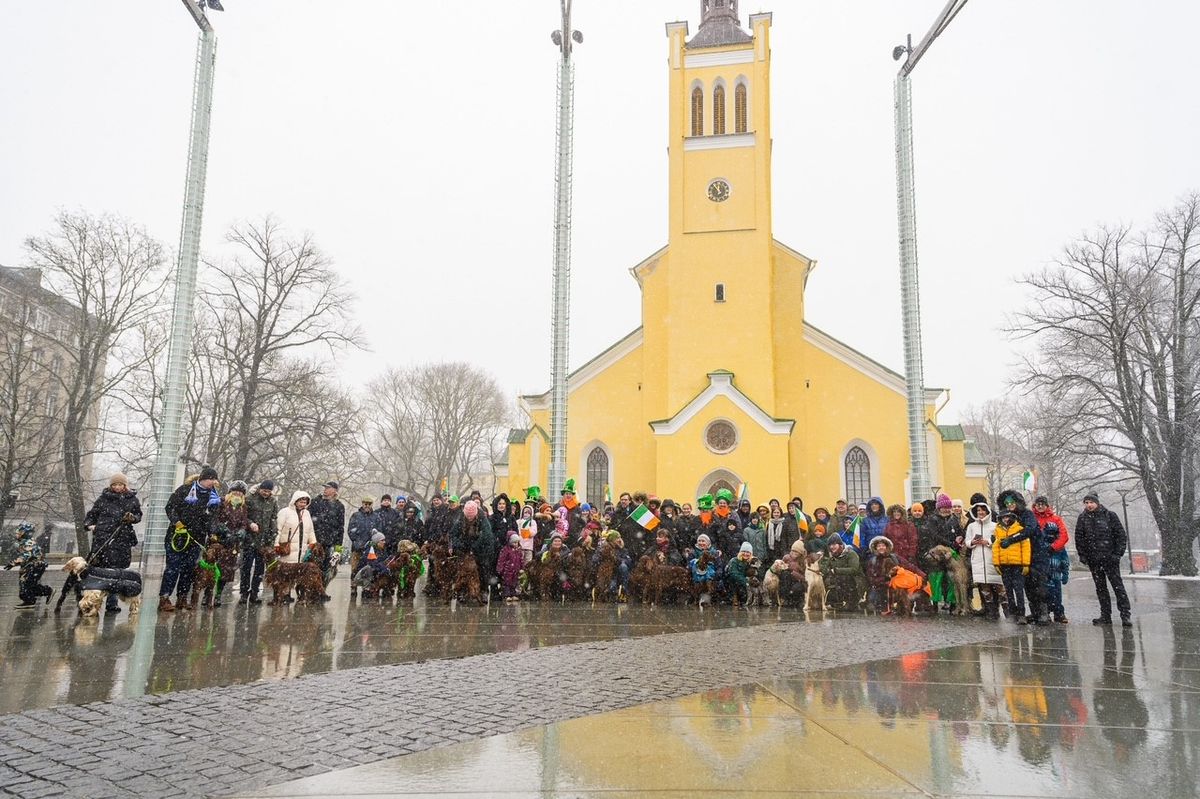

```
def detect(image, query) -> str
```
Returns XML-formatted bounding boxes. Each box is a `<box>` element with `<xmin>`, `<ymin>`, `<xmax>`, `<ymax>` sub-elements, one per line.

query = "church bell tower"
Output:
<box><xmin>657</xmin><ymin>3</ymin><xmax>776</xmax><ymax>412</ymax></box>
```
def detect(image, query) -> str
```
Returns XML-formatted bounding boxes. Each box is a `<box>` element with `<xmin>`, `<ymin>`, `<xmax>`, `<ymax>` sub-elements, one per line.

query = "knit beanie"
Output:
<box><xmin>109</xmin><ymin>473</ymin><xmax>129</xmax><ymax>487</ymax></box>
<box><xmin>739</xmin><ymin>541</ymin><xmax>753</xmax><ymax>555</ymax></box>
<box><xmin>935</xmin><ymin>494</ymin><xmax>952</xmax><ymax>510</ymax></box>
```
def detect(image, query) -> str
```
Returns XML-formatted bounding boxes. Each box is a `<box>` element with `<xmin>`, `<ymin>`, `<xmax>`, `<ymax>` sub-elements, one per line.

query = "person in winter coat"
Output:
<box><xmin>399</xmin><ymin>504</ymin><xmax>426</xmax><ymax>546</ymax></box>
<box><xmin>812</xmin><ymin>507</ymin><xmax>833</xmax><ymax>537</ymax></box>
<box><xmin>160</xmin><ymin>466</ymin><xmax>221</xmax><ymax>612</ymax></box>
<box><xmin>450</xmin><ymin>500</ymin><xmax>496</xmax><ymax>582</ymax></box>
<box><xmin>858</xmin><ymin>497</ymin><xmax>888</xmax><ymax>554</ymax></box>
<box><xmin>820</xmin><ymin>537</ymin><xmax>866</xmax><ymax>609</ymax></box>
<box><xmin>763</xmin><ymin>506</ymin><xmax>789</xmax><ymax>565</ymax></box>
<box><xmin>805</xmin><ymin>523</ymin><xmax>836</xmax><ymax>555</ymax></box>
<box><xmin>964</xmin><ymin>500</ymin><xmax>1003</xmax><ymax>619</ymax></box>
<box><xmin>213</xmin><ymin>481</ymin><xmax>250</xmax><ymax>605</ymax></box>
<box><xmin>724</xmin><ymin>542</ymin><xmax>755</xmax><ymax>605</ymax></box>
<box><xmin>83</xmin><ymin>473</ymin><xmax>143</xmax><ymax>612</ymax></box>
<box><xmin>309</xmin><ymin>481</ymin><xmax>346</xmax><ymax>575</ymax></box>
<box><xmin>993</xmin><ymin>507</ymin><xmax>1032</xmax><ymax>623</ymax></box>
<box><xmin>1032</xmin><ymin>496</ymin><xmax>1071</xmax><ymax>623</ymax></box>
<box><xmin>497</xmin><ymin>533</ymin><xmax>524</xmax><ymax>601</ymax></box>
<box><xmin>742</xmin><ymin>505</ymin><xmax>769</xmax><ymax>563</ymax></box>
<box><xmin>7</xmin><ymin>523</ymin><xmax>52</xmax><ymax>608</ymax></box>
<box><xmin>866</xmin><ymin>536</ymin><xmax>924</xmax><ymax>612</ymax></box>
<box><xmin>374</xmin><ymin>495</ymin><xmax>402</xmax><ymax>551</ymax></box>
<box><xmin>516</xmin><ymin>504</ymin><xmax>538</xmax><ymax>564</ymax></box>
<box><xmin>491</xmin><ymin>494</ymin><xmax>517</xmax><ymax>543</ymax></box>
<box><xmin>241</xmin><ymin>480</ymin><xmax>278</xmax><ymax>604</ymax></box>
<box><xmin>347</xmin><ymin>497</ymin><xmax>377</xmax><ymax>597</ymax></box>
<box><xmin>883</xmin><ymin>504</ymin><xmax>918</xmax><ymax>564</ymax></box>
<box><xmin>276</xmin><ymin>490</ymin><xmax>318</xmax><ymax>565</ymax></box>
<box><xmin>1075</xmin><ymin>493</ymin><xmax>1132</xmax><ymax>626</ymax></box>
<box><xmin>923</xmin><ymin>494</ymin><xmax>965</xmax><ymax>609</ymax></box>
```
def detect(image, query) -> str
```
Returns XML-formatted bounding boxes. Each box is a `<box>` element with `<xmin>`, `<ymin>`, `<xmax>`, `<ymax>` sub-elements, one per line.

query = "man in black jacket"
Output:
<box><xmin>309</xmin><ymin>481</ymin><xmax>346</xmax><ymax>577</ymax></box>
<box><xmin>160</xmin><ymin>465</ymin><xmax>220</xmax><ymax>612</ymax></box>
<box><xmin>242</xmin><ymin>480</ymin><xmax>278</xmax><ymax>604</ymax></box>
<box><xmin>1075</xmin><ymin>492</ymin><xmax>1132</xmax><ymax>627</ymax></box>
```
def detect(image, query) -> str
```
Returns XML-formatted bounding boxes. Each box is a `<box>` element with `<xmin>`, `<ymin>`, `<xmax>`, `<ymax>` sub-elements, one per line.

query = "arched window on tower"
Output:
<box><xmin>734</xmin><ymin>83</ymin><xmax>748</xmax><ymax>133</ymax></box>
<box><xmin>586</xmin><ymin>446</ymin><xmax>609</xmax><ymax>509</ymax></box>
<box><xmin>690</xmin><ymin>86</ymin><xmax>704</xmax><ymax>137</ymax></box>
<box><xmin>844</xmin><ymin>446</ymin><xmax>871</xmax><ymax>508</ymax></box>
<box><xmin>712</xmin><ymin>84</ymin><xmax>726</xmax><ymax>135</ymax></box>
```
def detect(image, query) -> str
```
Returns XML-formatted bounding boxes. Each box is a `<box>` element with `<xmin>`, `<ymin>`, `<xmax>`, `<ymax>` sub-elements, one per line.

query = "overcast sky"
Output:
<box><xmin>2</xmin><ymin>1</ymin><xmax>1198</xmax><ymax>423</ymax></box>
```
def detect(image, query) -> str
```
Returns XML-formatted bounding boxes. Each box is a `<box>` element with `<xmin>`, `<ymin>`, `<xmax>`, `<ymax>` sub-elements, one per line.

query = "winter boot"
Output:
<box><xmin>1121</xmin><ymin>615</ymin><xmax>1133</xmax><ymax>628</ymax></box>
<box><xmin>14</xmin><ymin>600</ymin><xmax>37</xmax><ymax>610</ymax></box>
<box><xmin>158</xmin><ymin>596</ymin><xmax>176</xmax><ymax>613</ymax></box>
<box><xmin>1092</xmin><ymin>616</ymin><xmax>1112</xmax><ymax>625</ymax></box>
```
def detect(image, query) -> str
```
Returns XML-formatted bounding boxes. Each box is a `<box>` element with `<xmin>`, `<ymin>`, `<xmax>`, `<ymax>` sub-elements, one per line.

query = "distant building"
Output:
<box><xmin>0</xmin><ymin>265</ymin><xmax>101</xmax><ymax>553</ymax></box>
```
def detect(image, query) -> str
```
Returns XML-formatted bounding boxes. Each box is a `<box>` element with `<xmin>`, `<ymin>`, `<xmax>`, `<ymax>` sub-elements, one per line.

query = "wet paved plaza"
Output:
<box><xmin>0</xmin><ymin>570</ymin><xmax>1195</xmax><ymax>798</ymax></box>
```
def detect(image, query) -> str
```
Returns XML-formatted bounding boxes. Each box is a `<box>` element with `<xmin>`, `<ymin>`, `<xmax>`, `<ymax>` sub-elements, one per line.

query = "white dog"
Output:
<box><xmin>803</xmin><ymin>552</ymin><xmax>827</xmax><ymax>612</ymax></box>
<box><xmin>63</xmin><ymin>557</ymin><xmax>143</xmax><ymax>618</ymax></box>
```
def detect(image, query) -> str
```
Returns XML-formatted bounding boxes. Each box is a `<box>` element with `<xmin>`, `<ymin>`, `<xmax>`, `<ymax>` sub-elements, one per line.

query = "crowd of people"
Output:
<box><xmin>19</xmin><ymin>470</ymin><xmax>1134</xmax><ymax>628</ymax></box>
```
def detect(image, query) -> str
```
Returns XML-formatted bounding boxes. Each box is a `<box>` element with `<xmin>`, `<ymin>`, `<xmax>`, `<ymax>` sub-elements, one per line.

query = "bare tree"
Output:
<box><xmin>961</xmin><ymin>398</ymin><xmax>1023</xmax><ymax>502</ymax></box>
<box><xmin>1011</xmin><ymin>193</ymin><xmax>1200</xmax><ymax>575</ymax></box>
<box><xmin>205</xmin><ymin>217</ymin><xmax>363</xmax><ymax>478</ymax></box>
<box><xmin>361</xmin><ymin>362</ymin><xmax>511</xmax><ymax>506</ymax></box>
<box><xmin>0</xmin><ymin>297</ymin><xmax>66</xmax><ymax>530</ymax></box>
<box><xmin>24</xmin><ymin>211</ymin><xmax>168</xmax><ymax>553</ymax></box>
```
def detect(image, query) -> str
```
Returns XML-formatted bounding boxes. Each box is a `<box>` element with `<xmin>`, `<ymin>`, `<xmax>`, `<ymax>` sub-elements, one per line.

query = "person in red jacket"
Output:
<box><xmin>1032</xmin><ymin>496</ymin><xmax>1071</xmax><ymax>623</ymax></box>
<box><xmin>884</xmin><ymin>504</ymin><xmax>918</xmax><ymax>563</ymax></box>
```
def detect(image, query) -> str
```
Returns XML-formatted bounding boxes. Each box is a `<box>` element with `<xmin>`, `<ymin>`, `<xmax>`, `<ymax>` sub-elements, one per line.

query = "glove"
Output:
<box><xmin>121</xmin><ymin>512</ymin><xmax>135</xmax><ymax>523</ymax></box>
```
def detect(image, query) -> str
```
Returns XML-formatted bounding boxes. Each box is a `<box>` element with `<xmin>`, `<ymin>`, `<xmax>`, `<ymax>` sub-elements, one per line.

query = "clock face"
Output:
<box><xmin>707</xmin><ymin>178</ymin><xmax>731</xmax><ymax>203</ymax></box>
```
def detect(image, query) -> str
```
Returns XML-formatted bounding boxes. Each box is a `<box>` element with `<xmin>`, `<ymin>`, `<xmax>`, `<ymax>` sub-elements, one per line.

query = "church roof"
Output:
<box><xmin>687</xmin><ymin>1</ymin><xmax>754</xmax><ymax>49</ymax></box>
<box><xmin>964</xmin><ymin>441</ymin><xmax>988</xmax><ymax>466</ymax></box>
<box><xmin>937</xmin><ymin>424</ymin><xmax>967</xmax><ymax>441</ymax></box>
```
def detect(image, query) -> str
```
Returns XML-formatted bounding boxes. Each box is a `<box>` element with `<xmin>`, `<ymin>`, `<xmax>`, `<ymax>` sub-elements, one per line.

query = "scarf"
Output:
<box><xmin>561</xmin><ymin>496</ymin><xmax>579</xmax><ymax>511</ymax></box>
<box><xmin>766</xmin><ymin>518</ymin><xmax>784</xmax><ymax>550</ymax></box>
<box><xmin>184</xmin><ymin>481</ymin><xmax>220</xmax><ymax>508</ymax></box>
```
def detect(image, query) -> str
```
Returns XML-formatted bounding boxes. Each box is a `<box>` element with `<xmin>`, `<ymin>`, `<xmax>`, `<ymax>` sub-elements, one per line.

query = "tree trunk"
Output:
<box><xmin>62</xmin><ymin>423</ymin><xmax>89</xmax><ymax>555</ymax></box>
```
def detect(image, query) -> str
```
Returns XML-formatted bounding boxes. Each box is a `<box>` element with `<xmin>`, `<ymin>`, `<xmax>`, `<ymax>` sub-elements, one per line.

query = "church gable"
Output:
<box><xmin>649</xmin><ymin>371</ymin><xmax>793</xmax><ymax>436</ymax></box>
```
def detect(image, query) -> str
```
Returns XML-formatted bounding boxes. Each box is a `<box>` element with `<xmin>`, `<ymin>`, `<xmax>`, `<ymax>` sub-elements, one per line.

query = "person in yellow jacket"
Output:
<box><xmin>993</xmin><ymin>508</ymin><xmax>1032</xmax><ymax>624</ymax></box>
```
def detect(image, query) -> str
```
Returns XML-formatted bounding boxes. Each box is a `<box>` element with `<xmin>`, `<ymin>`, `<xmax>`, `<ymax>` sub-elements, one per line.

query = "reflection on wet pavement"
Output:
<box><xmin>249</xmin><ymin>582</ymin><xmax>1200</xmax><ymax>798</ymax></box>
<box><xmin>0</xmin><ymin>571</ymin><xmax>872</xmax><ymax>714</ymax></box>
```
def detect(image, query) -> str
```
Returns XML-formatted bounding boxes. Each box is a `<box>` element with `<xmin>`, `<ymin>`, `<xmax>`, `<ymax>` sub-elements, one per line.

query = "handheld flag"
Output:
<box><xmin>1022</xmin><ymin>469</ymin><xmax>1036</xmax><ymax>493</ymax></box>
<box><xmin>439</xmin><ymin>476</ymin><xmax>448</xmax><ymax>494</ymax></box>
<box><xmin>736</xmin><ymin>482</ymin><xmax>749</xmax><ymax>503</ymax></box>
<box><xmin>630</xmin><ymin>503</ymin><xmax>660</xmax><ymax>531</ymax></box>
<box><xmin>604</xmin><ymin>484</ymin><xmax>612</xmax><ymax>504</ymax></box>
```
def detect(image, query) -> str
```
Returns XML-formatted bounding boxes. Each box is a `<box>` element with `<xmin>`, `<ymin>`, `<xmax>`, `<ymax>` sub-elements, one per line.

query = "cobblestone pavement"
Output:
<box><xmin>0</xmin><ymin>578</ymin><xmax>1186</xmax><ymax>798</ymax></box>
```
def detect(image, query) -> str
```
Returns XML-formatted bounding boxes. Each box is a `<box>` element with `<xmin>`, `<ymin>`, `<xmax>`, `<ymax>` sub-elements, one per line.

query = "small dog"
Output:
<box><xmin>63</xmin><ymin>557</ymin><xmax>143</xmax><ymax>618</ymax></box>
<box><xmin>692</xmin><ymin>551</ymin><xmax>715</xmax><ymax>610</ymax></box>
<box><xmin>745</xmin><ymin>558</ymin><xmax>765</xmax><ymax>608</ymax></box>
<box><xmin>190</xmin><ymin>539</ymin><xmax>225</xmax><ymax>609</ymax></box>
<box><xmin>927</xmin><ymin>544</ymin><xmax>970</xmax><ymax>615</ymax></box>
<box><xmin>763</xmin><ymin>559</ymin><xmax>785</xmax><ymax>608</ymax></box>
<box><xmin>262</xmin><ymin>547</ymin><xmax>325</xmax><ymax>605</ymax></box>
<box><xmin>803</xmin><ymin>552</ymin><xmax>827</xmax><ymax>612</ymax></box>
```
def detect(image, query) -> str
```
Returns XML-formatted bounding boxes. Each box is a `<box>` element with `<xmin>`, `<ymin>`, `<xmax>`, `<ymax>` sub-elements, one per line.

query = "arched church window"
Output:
<box><xmin>690</xmin><ymin>86</ymin><xmax>704</xmax><ymax>137</ymax></box>
<box><xmin>734</xmin><ymin>83</ymin><xmax>748</xmax><ymax>133</ymax></box>
<box><xmin>586</xmin><ymin>446</ymin><xmax>609</xmax><ymax>508</ymax></box>
<box><xmin>712</xmin><ymin>84</ymin><xmax>726</xmax><ymax>135</ymax></box>
<box><xmin>708</xmin><ymin>478</ymin><xmax>736</xmax><ymax>498</ymax></box>
<box><xmin>844</xmin><ymin>446</ymin><xmax>871</xmax><ymax>507</ymax></box>
<box><xmin>704</xmin><ymin>420</ymin><xmax>738</xmax><ymax>454</ymax></box>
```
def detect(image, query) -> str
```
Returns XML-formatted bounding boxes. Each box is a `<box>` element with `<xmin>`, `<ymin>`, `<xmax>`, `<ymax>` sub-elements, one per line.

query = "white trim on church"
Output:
<box><xmin>649</xmin><ymin>372</ymin><xmax>794</xmax><ymax>436</ymax></box>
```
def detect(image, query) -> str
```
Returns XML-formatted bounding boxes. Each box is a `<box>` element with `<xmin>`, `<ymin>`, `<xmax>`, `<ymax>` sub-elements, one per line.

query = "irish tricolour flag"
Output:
<box><xmin>630</xmin><ymin>503</ymin><xmax>659</xmax><ymax>531</ymax></box>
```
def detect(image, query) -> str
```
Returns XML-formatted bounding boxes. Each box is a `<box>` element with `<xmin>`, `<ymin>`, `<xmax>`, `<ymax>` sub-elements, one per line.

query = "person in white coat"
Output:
<box><xmin>965</xmin><ymin>500</ymin><xmax>1003</xmax><ymax>619</ymax></box>
<box><xmin>276</xmin><ymin>490</ymin><xmax>317</xmax><ymax>564</ymax></box>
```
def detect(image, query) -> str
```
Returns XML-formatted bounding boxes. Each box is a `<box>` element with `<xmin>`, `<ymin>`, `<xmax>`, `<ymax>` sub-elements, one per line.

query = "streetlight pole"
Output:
<box><xmin>547</xmin><ymin>0</ymin><xmax>582</xmax><ymax>497</ymax></box>
<box><xmin>139</xmin><ymin>1</ymin><xmax>218</xmax><ymax>574</ymax></box>
<box><xmin>128</xmin><ymin>1</ymin><xmax>219</xmax><ymax>699</ymax></box>
<box><xmin>893</xmin><ymin>0</ymin><xmax>969</xmax><ymax>503</ymax></box>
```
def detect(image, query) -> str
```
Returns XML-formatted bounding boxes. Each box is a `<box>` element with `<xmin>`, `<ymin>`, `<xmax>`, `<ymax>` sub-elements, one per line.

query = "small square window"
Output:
<box><xmin>715</xmin><ymin>283</ymin><xmax>726</xmax><ymax>302</ymax></box>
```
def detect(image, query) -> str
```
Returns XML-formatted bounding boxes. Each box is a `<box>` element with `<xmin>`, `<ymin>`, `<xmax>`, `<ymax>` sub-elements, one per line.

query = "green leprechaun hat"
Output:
<box><xmin>697</xmin><ymin>494</ymin><xmax>715</xmax><ymax>511</ymax></box>
<box><xmin>525</xmin><ymin>486</ymin><xmax>542</xmax><ymax>502</ymax></box>
<box><xmin>561</xmin><ymin>478</ymin><xmax>576</xmax><ymax>496</ymax></box>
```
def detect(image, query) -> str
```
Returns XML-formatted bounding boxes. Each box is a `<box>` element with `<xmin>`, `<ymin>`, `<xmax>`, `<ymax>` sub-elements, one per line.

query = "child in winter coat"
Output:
<box><xmin>517</xmin><ymin>505</ymin><xmax>537</xmax><ymax>564</ymax></box>
<box><xmin>994</xmin><ymin>509</ymin><xmax>1032</xmax><ymax>623</ymax></box>
<box><xmin>6</xmin><ymin>523</ymin><xmax>52</xmax><ymax>608</ymax></box>
<box><xmin>497</xmin><ymin>533</ymin><xmax>524</xmax><ymax>601</ymax></box>
<box><xmin>724</xmin><ymin>542</ymin><xmax>755</xmax><ymax>605</ymax></box>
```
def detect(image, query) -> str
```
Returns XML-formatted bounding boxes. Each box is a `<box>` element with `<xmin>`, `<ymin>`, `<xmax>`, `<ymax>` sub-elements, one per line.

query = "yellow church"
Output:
<box><xmin>498</xmin><ymin>1</ymin><xmax>986</xmax><ymax>509</ymax></box>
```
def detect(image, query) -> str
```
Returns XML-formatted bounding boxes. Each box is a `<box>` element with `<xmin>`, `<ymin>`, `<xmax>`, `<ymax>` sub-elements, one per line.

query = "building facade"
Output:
<box><xmin>498</xmin><ymin>2</ymin><xmax>986</xmax><ymax>507</ymax></box>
